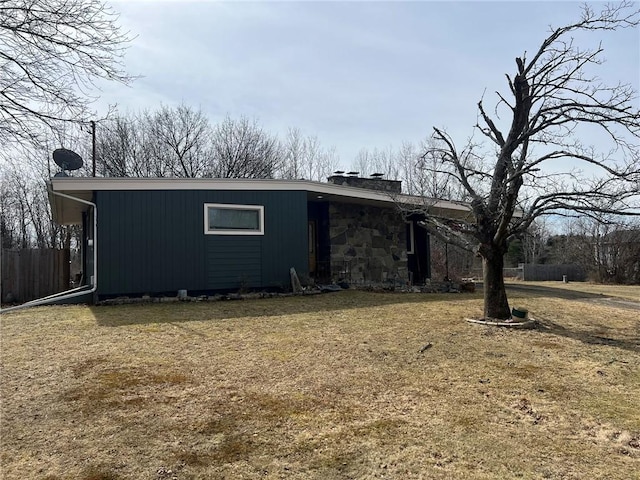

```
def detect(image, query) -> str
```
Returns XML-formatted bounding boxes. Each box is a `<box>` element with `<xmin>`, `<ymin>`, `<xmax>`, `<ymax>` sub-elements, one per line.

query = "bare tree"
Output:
<box><xmin>418</xmin><ymin>3</ymin><xmax>640</xmax><ymax>319</ymax></box>
<box><xmin>96</xmin><ymin>105</ymin><xmax>215</xmax><ymax>178</ymax></box>
<box><xmin>400</xmin><ymin>137</ymin><xmax>464</xmax><ymax>199</ymax></box>
<box><xmin>1</xmin><ymin>156</ymin><xmax>68</xmax><ymax>249</ymax></box>
<box><xmin>555</xmin><ymin>216</ymin><xmax>640</xmax><ymax>284</ymax></box>
<box><xmin>1</xmin><ymin>126</ymin><xmax>92</xmax><ymax>251</ymax></box>
<box><xmin>301</xmin><ymin>134</ymin><xmax>321</xmax><ymax>180</ymax></box>
<box><xmin>148</xmin><ymin>104</ymin><xmax>212</xmax><ymax>178</ymax></box>
<box><xmin>396</xmin><ymin>141</ymin><xmax>419</xmax><ymax>195</ymax></box>
<box><xmin>211</xmin><ymin>116</ymin><xmax>281</xmax><ymax>179</ymax></box>
<box><xmin>602</xmin><ymin>224</ymin><xmax>640</xmax><ymax>284</ymax></box>
<box><xmin>316</xmin><ymin>145</ymin><xmax>341</xmax><ymax>182</ymax></box>
<box><xmin>280</xmin><ymin>128</ymin><xmax>341</xmax><ymax>182</ymax></box>
<box><xmin>521</xmin><ymin>218</ymin><xmax>549</xmax><ymax>265</ymax></box>
<box><xmin>349</xmin><ymin>146</ymin><xmax>396</xmax><ymax>180</ymax></box>
<box><xmin>0</xmin><ymin>167</ymin><xmax>26</xmax><ymax>248</ymax></box>
<box><xmin>0</xmin><ymin>0</ymin><xmax>133</xmax><ymax>146</ymax></box>
<box><xmin>96</xmin><ymin>113</ymin><xmax>142</xmax><ymax>177</ymax></box>
<box><xmin>281</xmin><ymin>127</ymin><xmax>305</xmax><ymax>179</ymax></box>
<box><xmin>351</xmin><ymin>148</ymin><xmax>372</xmax><ymax>177</ymax></box>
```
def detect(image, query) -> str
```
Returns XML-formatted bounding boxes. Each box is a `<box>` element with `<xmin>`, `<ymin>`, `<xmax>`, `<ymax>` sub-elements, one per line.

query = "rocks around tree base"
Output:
<box><xmin>465</xmin><ymin>317</ymin><xmax>537</xmax><ymax>329</ymax></box>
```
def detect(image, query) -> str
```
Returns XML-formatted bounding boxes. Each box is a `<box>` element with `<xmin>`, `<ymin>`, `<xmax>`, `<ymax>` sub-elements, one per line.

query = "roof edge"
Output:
<box><xmin>50</xmin><ymin>177</ymin><xmax>473</xmax><ymax>212</ymax></box>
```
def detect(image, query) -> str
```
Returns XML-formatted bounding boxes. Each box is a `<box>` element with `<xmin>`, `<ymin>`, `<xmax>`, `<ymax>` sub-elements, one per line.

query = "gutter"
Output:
<box><xmin>0</xmin><ymin>187</ymin><xmax>98</xmax><ymax>313</ymax></box>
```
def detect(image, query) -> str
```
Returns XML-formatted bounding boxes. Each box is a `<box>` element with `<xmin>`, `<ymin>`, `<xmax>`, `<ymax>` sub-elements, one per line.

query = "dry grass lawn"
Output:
<box><xmin>2</xmin><ymin>288</ymin><xmax>639</xmax><ymax>479</ymax></box>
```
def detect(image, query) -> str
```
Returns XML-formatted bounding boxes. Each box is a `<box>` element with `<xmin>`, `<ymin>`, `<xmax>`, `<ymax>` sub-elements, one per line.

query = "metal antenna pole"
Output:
<box><xmin>90</xmin><ymin>120</ymin><xmax>96</xmax><ymax>177</ymax></box>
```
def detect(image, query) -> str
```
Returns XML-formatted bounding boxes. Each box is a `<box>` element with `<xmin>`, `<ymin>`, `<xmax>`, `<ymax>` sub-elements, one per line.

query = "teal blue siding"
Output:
<box><xmin>96</xmin><ymin>190</ymin><xmax>308</xmax><ymax>297</ymax></box>
<box><xmin>206</xmin><ymin>237</ymin><xmax>262</xmax><ymax>289</ymax></box>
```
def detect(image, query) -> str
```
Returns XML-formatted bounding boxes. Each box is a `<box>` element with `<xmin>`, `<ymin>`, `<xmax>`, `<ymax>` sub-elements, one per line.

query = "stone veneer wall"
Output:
<box><xmin>326</xmin><ymin>175</ymin><xmax>402</xmax><ymax>193</ymax></box>
<box><xmin>329</xmin><ymin>202</ymin><xmax>408</xmax><ymax>284</ymax></box>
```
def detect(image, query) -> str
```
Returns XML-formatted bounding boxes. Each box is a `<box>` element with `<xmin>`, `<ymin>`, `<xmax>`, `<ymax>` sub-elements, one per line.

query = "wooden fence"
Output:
<box><xmin>1</xmin><ymin>249</ymin><xmax>70</xmax><ymax>303</ymax></box>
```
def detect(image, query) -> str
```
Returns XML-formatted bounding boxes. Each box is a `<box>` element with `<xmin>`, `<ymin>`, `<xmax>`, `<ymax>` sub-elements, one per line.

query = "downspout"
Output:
<box><xmin>0</xmin><ymin>187</ymin><xmax>98</xmax><ymax>313</ymax></box>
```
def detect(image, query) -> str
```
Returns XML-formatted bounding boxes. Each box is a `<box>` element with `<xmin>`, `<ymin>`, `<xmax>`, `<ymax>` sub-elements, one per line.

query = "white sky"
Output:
<box><xmin>98</xmin><ymin>1</ymin><xmax>640</xmax><ymax>169</ymax></box>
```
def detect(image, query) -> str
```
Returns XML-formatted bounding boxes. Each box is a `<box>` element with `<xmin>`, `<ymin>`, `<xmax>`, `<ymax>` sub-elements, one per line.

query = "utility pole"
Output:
<box><xmin>90</xmin><ymin>120</ymin><xmax>96</xmax><ymax>177</ymax></box>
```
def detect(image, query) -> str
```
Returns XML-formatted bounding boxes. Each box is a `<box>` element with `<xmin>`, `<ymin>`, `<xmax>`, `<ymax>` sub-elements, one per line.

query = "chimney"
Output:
<box><xmin>327</xmin><ymin>172</ymin><xmax>402</xmax><ymax>194</ymax></box>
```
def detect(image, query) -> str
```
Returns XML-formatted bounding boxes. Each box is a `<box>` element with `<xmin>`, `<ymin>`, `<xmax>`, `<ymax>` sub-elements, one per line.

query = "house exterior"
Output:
<box><xmin>48</xmin><ymin>175</ymin><xmax>471</xmax><ymax>302</ymax></box>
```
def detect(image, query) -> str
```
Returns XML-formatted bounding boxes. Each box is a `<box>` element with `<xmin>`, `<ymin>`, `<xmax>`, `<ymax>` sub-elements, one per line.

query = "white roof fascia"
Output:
<box><xmin>50</xmin><ymin>177</ymin><xmax>472</xmax><ymax>213</ymax></box>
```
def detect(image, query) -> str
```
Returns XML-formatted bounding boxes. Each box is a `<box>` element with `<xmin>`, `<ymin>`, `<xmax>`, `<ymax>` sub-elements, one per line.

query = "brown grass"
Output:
<box><xmin>2</xmin><ymin>288</ymin><xmax>640</xmax><ymax>479</ymax></box>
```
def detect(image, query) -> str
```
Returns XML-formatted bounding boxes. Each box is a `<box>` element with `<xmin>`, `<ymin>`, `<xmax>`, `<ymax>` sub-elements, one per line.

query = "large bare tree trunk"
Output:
<box><xmin>417</xmin><ymin>4</ymin><xmax>640</xmax><ymax>322</ymax></box>
<box><xmin>482</xmin><ymin>251</ymin><xmax>510</xmax><ymax>320</ymax></box>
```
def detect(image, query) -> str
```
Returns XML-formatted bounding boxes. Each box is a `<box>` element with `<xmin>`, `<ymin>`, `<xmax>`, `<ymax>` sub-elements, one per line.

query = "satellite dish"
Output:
<box><xmin>53</xmin><ymin>148</ymin><xmax>83</xmax><ymax>173</ymax></box>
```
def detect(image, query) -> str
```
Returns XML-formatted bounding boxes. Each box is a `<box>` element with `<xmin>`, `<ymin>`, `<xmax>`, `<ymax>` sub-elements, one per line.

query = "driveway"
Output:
<box><xmin>504</xmin><ymin>283</ymin><xmax>640</xmax><ymax>311</ymax></box>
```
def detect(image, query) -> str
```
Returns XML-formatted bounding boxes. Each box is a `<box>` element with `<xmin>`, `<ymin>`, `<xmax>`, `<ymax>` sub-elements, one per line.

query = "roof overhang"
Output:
<box><xmin>49</xmin><ymin>177</ymin><xmax>475</xmax><ymax>224</ymax></box>
<box><xmin>48</xmin><ymin>183</ymin><xmax>94</xmax><ymax>225</ymax></box>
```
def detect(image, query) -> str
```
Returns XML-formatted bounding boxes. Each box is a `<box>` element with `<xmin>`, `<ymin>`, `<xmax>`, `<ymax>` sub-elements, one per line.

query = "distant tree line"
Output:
<box><xmin>0</xmin><ymin>102</ymin><xmax>465</xmax><ymax>251</ymax></box>
<box><xmin>504</xmin><ymin>217</ymin><xmax>640</xmax><ymax>284</ymax></box>
<box><xmin>3</xmin><ymin>102</ymin><xmax>638</xmax><ymax>286</ymax></box>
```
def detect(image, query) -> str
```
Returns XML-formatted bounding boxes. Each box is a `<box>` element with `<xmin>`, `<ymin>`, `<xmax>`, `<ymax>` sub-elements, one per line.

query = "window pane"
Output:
<box><xmin>209</xmin><ymin>207</ymin><xmax>260</xmax><ymax>231</ymax></box>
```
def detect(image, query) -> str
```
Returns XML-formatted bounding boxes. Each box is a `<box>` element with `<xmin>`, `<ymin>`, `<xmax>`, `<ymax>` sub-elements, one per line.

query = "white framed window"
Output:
<box><xmin>406</xmin><ymin>221</ymin><xmax>415</xmax><ymax>254</ymax></box>
<box><xmin>204</xmin><ymin>203</ymin><xmax>264</xmax><ymax>235</ymax></box>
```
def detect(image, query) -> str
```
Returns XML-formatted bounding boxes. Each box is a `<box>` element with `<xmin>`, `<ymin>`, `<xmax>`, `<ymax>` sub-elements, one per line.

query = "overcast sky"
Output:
<box><xmin>99</xmin><ymin>1</ymin><xmax>640</xmax><ymax>170</ymax></box>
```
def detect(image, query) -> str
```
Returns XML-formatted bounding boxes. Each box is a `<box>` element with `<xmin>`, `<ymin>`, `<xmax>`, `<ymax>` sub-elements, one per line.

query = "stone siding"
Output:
<box><xmin>326</xmin><ymin>175</ymin><xmax>402</xmax><ymax>193</ymax></box>
<box><xmin>329</xmin><ymin>202</ymin><xmax>408</xmax><ymax>284</ymax></box>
